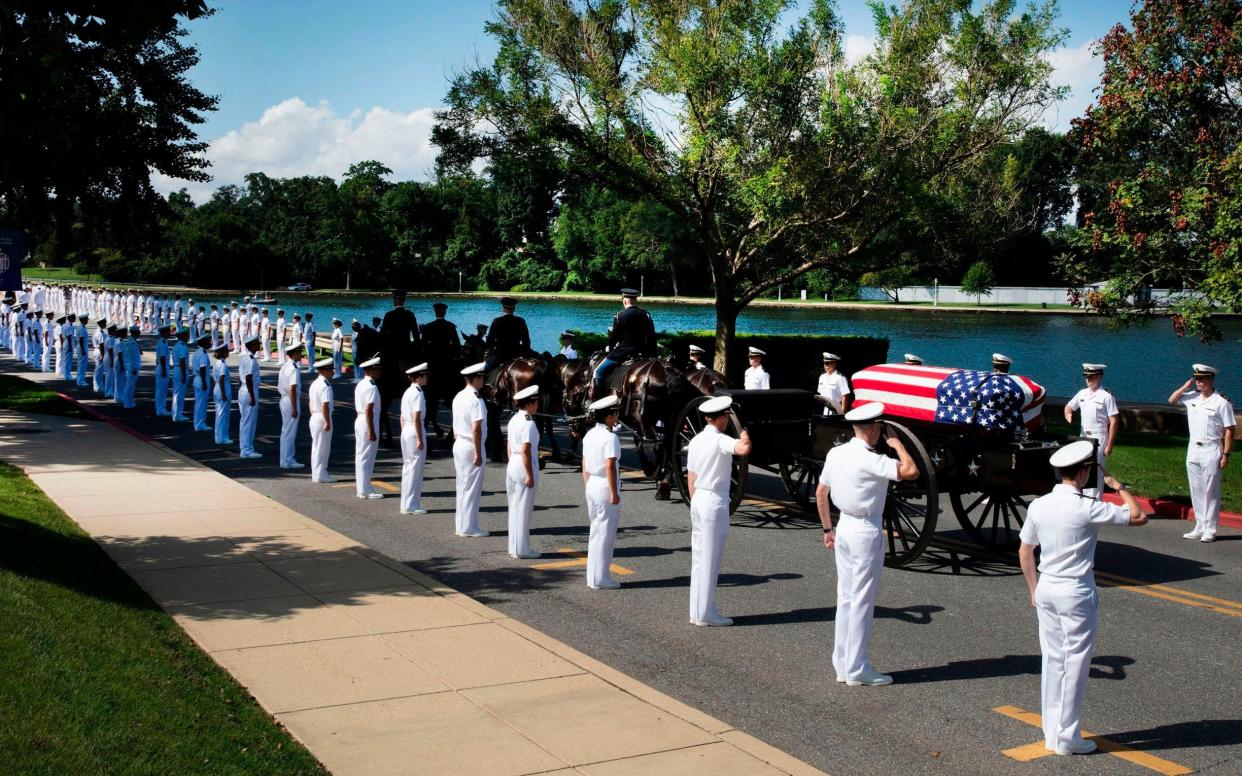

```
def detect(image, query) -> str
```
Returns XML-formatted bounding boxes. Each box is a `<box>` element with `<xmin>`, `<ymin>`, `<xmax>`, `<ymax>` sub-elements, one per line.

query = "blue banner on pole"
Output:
<box><xmin>0</xmin><ymin>230</ymin><xmax>23</xmax><ymax>291</ymax></box>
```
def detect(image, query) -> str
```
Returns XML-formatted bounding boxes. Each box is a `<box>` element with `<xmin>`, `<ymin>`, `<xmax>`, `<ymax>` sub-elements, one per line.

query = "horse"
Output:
<box><xmin>460</xmin><ymin>336</ymin><xmax>569</xmax><ymax>462</ymax></box>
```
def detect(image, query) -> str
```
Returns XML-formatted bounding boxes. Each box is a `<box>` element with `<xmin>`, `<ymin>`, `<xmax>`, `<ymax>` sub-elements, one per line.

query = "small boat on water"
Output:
<box><xmin>248</xmin><ymin>295</ymin><xmax>277</xmax><ymax>305</ymax></box>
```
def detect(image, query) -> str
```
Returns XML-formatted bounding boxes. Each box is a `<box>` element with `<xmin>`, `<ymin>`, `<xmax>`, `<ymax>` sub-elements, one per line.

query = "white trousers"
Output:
<box><xmin>75</xmin><ymin>352</ymin><xmax>88</xmax><ymax>386</ymax></box>
<box><xmin>310</xmin><ymin>415</ymin><xmax>332</xmax><ymax>482</ymax></box>
<box><xmin>585</xmin><ymin>477</ymin><xmax>620</xmax><ymax>587</ymax></box>
<box><xmin>238</xmin><ymin>390</ymin><xmax>259</xmax><ymax>455</ymax></box>
<box><xmin>453</xmin><ymin>438</ymin><xmax>484</xmax><ymax>534</ymax></box>
<box><xmin>58</xmin><ymin>348</ymin><xmax>71</xmax><ymax>380</ymax></box>
<box><xmin>333</xmin><ymin>349</ymin><xmax>344</xmax><ymax>378</ymax></box>
<box><xmin>123</xmin><ymin>369</ymin><xmax>137</xmax><ymax>409</ymax></box>
<box><xmin>193</xmin><ymin>384</ymin><xmax>210</xmax><ymax>429</ymax></box>
<box><xmin>355</xmin><ymin>416</ymin><xmax>378</xmax><ymax>496</ymax></box>
<box><xmin>1083</xmin><ymin>432</ymin><xmax>1107</xmax><ymax>497</ymax></box>
<box><xmin>277</xmin><ymin>338</ymin><xmax>286</xmax><ymax>362</ymax></box>
<box><xmin>93</xmin><ymin>358</ymin><xmax>105</xmax><ymax>393</ymax></box>
<box><xmin>279</xmin><ymin>397</ymin><xmax>299</xmax><ymax>466</ymax></box>
<box><xmin>154</xmin><ymin>373</ymin><xmax>169</xmax><ymax>415</ymax></box>
<box><xmin>1035</xmin><ymin>575</ymin><xmax>1098</xmax><ymax>752</ymax></box>
<box><xmin>213</xmin><ymin>389</ymin><xmax>231</xmax><ymax>443</ymax></box>
<box><xmin>690</xmin><ymin>490</ymin><xmax>730</xmax><ymax>622</ymax></box>
<box><xmin>400</xmin><ymin>426</ymin><xmax>426</xmax><ymax>512</ymax></box>
<box><xmin>40</xmin><ymin>343</ymin><xmax>50</xmax><ymax>371</ymax></box>
<box><xmin>1188</xmin><ymin>445</ymin><xmax>1223</xmax><ymax>537</ymax></box>
<box><xmin>260</xmin><ymin>335</ymin><xmax>271</xmax><ymax>361</ymax></box>
<box><xmin>172</xmin><ymin>380</ymin><xmax>188</xmax><ymax>420</ymax></box>
<box><xmin>833</xmin><ymin>516</ymin><xmax>884</xmax><ymax>680</ymax></box>
<box><xmin>506</xmin><ymin>460</ymin><xmax>538</xmax><ymax>556</ymax></box>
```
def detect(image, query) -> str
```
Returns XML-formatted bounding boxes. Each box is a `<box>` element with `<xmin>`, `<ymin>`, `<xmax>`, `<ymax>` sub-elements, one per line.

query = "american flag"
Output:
<box><xmin>851</xmin><ymin>364</ymin><xmax>1045</xmax><ymax>432</ymax></box>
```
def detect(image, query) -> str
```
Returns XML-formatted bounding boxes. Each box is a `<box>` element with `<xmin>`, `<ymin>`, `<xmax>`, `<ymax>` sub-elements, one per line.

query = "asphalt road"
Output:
<box><xmin>11</xmin><ymin>344</ymin><xmax>1242</xmax><ymax>776</ymax></box>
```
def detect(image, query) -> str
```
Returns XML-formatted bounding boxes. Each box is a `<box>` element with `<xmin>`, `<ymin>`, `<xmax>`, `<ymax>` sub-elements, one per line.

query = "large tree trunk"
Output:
<box><xmin>713</xmin><ymin>297</ymin><xmax>738</xmax><ymax>375</ymax></box>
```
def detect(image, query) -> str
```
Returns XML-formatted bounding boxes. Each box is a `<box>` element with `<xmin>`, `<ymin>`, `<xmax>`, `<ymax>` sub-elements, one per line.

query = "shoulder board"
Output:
<box><xmin>524</xmin><ymin>413</ymin><xmax>532</xmax><ymax>420</ymax></box>
<box><xmin>473</xmin><ymin>390</ymin><xmax>480</xmax><ymax>397</ymax></box>
<box><xmin>1073</xmin><ymin>492</ymin><xmax>1099</xmax><ymax>501</ymax></box>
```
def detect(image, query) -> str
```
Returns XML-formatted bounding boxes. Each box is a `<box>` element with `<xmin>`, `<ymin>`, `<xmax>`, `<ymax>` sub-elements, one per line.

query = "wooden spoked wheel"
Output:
<box><xmin>880</xmin><ymin>420</ymin><xmax>939</xmax><ymax>568</ymax></box>
<box><xmin>672</xmin><ymin>396</ymin><xmax>748</xmax><ymax>513</ymax></box>
<box><xmin>950</xmin><ymin>489</ymin><xmax>1029</xmax><ymax>552</ymax></box>
<box><xmin>777</xmin><ymin>458</ymin><xmax>817</xmax><ymax>509</ymax></box>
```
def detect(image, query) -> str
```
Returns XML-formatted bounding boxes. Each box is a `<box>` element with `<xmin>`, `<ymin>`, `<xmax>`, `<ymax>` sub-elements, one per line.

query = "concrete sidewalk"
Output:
<box><xmin>0</xmin><ymin>408</ymin><xmax>825</xmax><ymax>776</ymax></box>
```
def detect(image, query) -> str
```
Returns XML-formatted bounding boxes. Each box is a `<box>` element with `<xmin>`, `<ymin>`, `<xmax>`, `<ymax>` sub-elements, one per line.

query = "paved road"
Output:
<box><xmin>11</xmin><ymin>345</ymin><xmax>1242</xmax><ymax>775</ymax></box>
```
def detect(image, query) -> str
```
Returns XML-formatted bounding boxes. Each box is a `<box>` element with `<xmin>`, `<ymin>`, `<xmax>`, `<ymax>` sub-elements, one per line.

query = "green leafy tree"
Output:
<box><xmin>860</xmin><ymin>265</ymin><xmax>916</xmax><ymax>304</ymax></box>
<box><xmin>961</xmin><ymin>260</ymin><xmax>996</xmax><ymax>303</ymax></box>
<box><xmin>1066</xmin><ymin>0</ymin><xmax>1242</xmax><ymax>340</ymax></box>
<box><xmin>435</xmin><ymin>0</ymin><xmax>1066</xmax><ymax>371</ymax></box>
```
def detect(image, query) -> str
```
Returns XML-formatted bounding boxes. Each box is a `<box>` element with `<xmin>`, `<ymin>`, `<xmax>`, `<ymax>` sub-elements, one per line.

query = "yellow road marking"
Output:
<box><xmin>1096</xmin><ymin>571</ymin><xmax>1242</xmax><ymax>612</ymax></box>
<box><xmin>530</xmin><ymin>547</ymin><xmax>634</xmax><ymax>576</ymax></box>
<box><xmin>370</xmin><ymin>479</ymin><xmax>400</xmax><ymax>493</ymax></box>
<box><xmin>994</xmin><ymin>706</ymin><xmax>1193</xmax><ymax>775</ymax></box>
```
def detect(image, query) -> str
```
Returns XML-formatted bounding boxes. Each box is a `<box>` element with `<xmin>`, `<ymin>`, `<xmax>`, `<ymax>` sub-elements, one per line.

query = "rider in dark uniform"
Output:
<box><xmin>593</xmin><ymin>288</ymin><xmax>657</xmax><ymax>398</ymax></box>
<box><xmin>483</xmin><ymin>297</ymin><xmax>532</xmax><ymax>372</ymax></box>
<box><xmin>379</xmin><ymin>289</ymin><xmax>420</xmax><ymax>446</ymax></box>
<box><xmin>420</xmin><ymin>302</ymin><xmax>460</xmax><ymax>437</ymax></box>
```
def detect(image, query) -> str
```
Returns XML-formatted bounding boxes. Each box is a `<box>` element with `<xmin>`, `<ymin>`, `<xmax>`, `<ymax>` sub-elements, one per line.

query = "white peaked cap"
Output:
<box><xmin>1193</xmin><ymin>363</ymin><xmax>1218</xmax><ymax>376</ymax></box>
<box><xmin>748</xmin><ymin>347</ymin><xmax>766</xmax><ymax>356</ymax></box>
<box><xmin>700</xmin><ymin>395</ymin><xmax>733</xmax><ymax>414</ymax></box>
<box><xmin>460</xmin><ymin>361</ymin><xmax>487</xmax><ymax>376</ymax></box>
<box><xmin>992</xmin><ymin>353</ymin><xmax>1012</xmax><ymax>364</ymax></box>
<box><xmin>904</xmin><ymin>353</ymin><xmax>922</xmax><ymax>363</ymax></box>
<box><xmin>822</xmin><ymin>352</ymin><xmax>840</xmax><ymax>361</ymax></box>
<box><xmin>1082</xmin><ymin>363</ymin><xmax>1106</xmax><ymax>373</ymax></box>
<box><xmin>405</xmin><ymin>362</ymin><xmax>428</xmax><ymax>374</ymax></box>
<box><xmin>359</xmin><ymin>356</ymin><xmax>382</xmax><ymax>369</ymax></box>
<box><xmin>589</xmin><ymin>395</ymin><xmax>620</xmax><ymax>411</ymax></box>
<box><xmin>1050</xmin><ymin>440</ymin><xmax>1095</xmax><ymax>468</ymax></box>
<box><xmin>514</xmin><ymin>385</ymin><xmax>539</xmax><ymax>401</ymax></box>
<box><xmin>688</xmin><ymin>344</ymin><xmax>706</xmax><ymax>353</ymax></box>
<box><xmin>845</xmin><ymin>403</ymin><xmax>884</xmax><ymax>423</ymax></box>
<box><xmin>314</xmin><ymin>357</ymin><xmax>334</xmax><ymax>368</ymax></box>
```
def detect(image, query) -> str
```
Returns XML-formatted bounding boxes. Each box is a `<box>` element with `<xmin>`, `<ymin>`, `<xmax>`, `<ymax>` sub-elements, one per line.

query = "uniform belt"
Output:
<box><xmin>1193</xmin><ymin>441</ymin><xmax>1221</xmax><ymax>446</ymax></box>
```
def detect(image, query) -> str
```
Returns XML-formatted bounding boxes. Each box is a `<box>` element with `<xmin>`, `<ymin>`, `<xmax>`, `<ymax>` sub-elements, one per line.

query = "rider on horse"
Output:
<box><xmin>483</xmin><ymin>296</ymin><xmax>534</xmax><ymax>374</ymax></box>
<box><xmin>592</xmin><ymin>288</ymin><xmax>657</xmax><ymax>399</ymax></box>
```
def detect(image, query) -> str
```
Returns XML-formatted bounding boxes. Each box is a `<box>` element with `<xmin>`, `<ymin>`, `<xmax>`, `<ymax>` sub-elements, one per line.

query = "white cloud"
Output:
<box><xmin>1041</xmin><ymin>39</ymin><xmax>1102</xmax><ymax>133</ymax></box>
<box><xmin>153</xmin><ymin>97</ymin><xmax>440</xmax><ymax>202</ymax></box>
<box><xmin>843</xmin><ymin>34</ymin><xmax>874</xmax><ymax>66</ymax></box>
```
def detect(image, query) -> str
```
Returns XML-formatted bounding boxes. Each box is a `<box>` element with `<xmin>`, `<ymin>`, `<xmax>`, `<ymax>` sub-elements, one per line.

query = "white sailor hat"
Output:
<box><xmin>314</xmin><ymin>357</ymin><xmax>334</xmax><ymax>369</ymax></box>
<box><xmin>460</xmin><ymin>361</ymin><xmax>487</xmax><ymax>376</ymax></box>
<box><xmin>514</xmin><ymin>385</ymin><xmax>540</xmax><ymax>401</ymax></box>
<box><xmin>332</xmin><ymin>318</ymin><xmax>342</xmax><ymax>325</ymax></box>
<box><xmin>1193</xmin><ymin>363</ymin><xmax>1218</xmax><ymax>377</ymax></box>
<box><xmin>359</xmin><ymin>355</ymin><xmax>382</xmax><ymax>369</ymax></box>
<box><xmin>748</xmin><ymin>347</ymin><xmax>766</xmax><ymax>357</ymax></box>
<box><xmin>1082</xmin><ymin>363</ymin><xmax>1106</xmax><ymax>374</ymax></box>
<box><xmin>245</xmin><ymin>334</ymin><xmax>259</xmax><ymax>344</ymax></box>
<box><xmin>1049</xmin><ymin>440</ymin><xmax>1095</xmax><ymax>468</ymax></box>
<box><xmin>992</xmin><ymin>353</ymin><xmax>1012</xmax><ymax>364</ymax></box>
<box><xmin>560</xmin><ymin>330</ymin><xmax>574</xmax><ymax>338</ymax></box>
<box><xmin>845</xmin><ymin>403</ymin><xmax>884</xmax><ymax>423</ymax></box>
<box><xmin>405</xmin><ymin>362</ymin><xmax>428</xmax><ymax>374</ymax></box>
<box><xmin>822</xmin><ymin>352</ymin><xmax>840</xmax><ymax>361</ymax></box>
<box><xmin>688</xmin><ymin>344</ymin><xmax>706</xmax><ymax>354</ymax></box>
<box><xmin>589</xmin><ymin>394</ymin><xmax>620</xmax><ymax>412</ymax></box>
<box><xmin>700</xmin><ymin>395</ymin><xmax>733</xmax><ymax>414</ymax></box>
<box><xmin>904</xmin><ymin>353</ymin><xmax>923</xmax><ymax>364</ymax></box>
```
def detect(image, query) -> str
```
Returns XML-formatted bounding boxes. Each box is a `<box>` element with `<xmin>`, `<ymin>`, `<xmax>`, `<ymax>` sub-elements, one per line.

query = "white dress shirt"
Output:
<box><xmin>582</xmin><ymin>423</ymin><xmax>621</xmax><ymax>479</ymax></box>
<box><xmin>1019</xmin><ymin>483</ymin><xmax>1128</xmax><ymax>578</ymax></box>
<box><xmin>687</xmin><ymin>424</ymin><xmax>739</xmax><ymax>495</ymax></box>
<box><xmin>452</xmin><ymin>386</ymin><xmax>487</xmax><ymax>442</ymax></box>
<box><xmin>1067</xmin><ymin>387</ymin><xmax>1118</xmax><ymax>438</ymax></box>
<box><xmin>744</xmin><ymin>366</ymin><xmax>770</xmax><ymax>390</ymax></box>
<box><xmin>818</xmin><ymin>437</ymin><xmax>900</xmax><ymax>522</ymax></box>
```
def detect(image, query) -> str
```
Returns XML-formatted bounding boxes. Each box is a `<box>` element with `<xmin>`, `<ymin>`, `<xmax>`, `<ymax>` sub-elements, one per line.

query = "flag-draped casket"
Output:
<box><xmin>851</xmin><ymin>364</ymin><xmax>1046</xmax><ymax>432</ymax></box>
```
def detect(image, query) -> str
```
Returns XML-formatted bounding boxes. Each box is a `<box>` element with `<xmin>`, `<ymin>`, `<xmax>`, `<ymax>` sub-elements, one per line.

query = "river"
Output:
<box><xmin>186</xmin><ymin>292</ymin><xmax>1242</xmax><ymax>403</ymax></box>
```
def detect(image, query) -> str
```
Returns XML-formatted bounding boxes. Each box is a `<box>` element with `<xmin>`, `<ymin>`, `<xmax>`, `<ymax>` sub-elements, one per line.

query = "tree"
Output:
<box><xmin>435</xmin><ymin>0</ymin><xmax>1066</xmax><ymax>371</ymax></box>
<box><xmin>860</xmin><ymin>265</ymin><xmax>916</xmax><ymax>304</ymax></box>
<box><xmin>961</xmin><ymin>260</ymin><xmax>996</xmax><ymax>303</ymax></box>
<box><xmin>1066</xmin><ymin>0</ymin><xmax>1242</xmax><ymax>340</ymax></box>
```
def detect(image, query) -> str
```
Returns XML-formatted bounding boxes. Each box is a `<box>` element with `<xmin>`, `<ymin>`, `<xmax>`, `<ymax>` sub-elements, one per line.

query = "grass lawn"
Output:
<box><xmin>0</xmin><ymin>374</ymin><xmax>93</xmax><ymax>419</ymax></box>
<box><xmin>19</xmin><ymin>267</ymin><xmax>97</xmax><ymax>283</ymax></box>
<box><xmin>0</xmin><ymin>463</ymin><xmax>326</xmax><ymax>775</ymax></box>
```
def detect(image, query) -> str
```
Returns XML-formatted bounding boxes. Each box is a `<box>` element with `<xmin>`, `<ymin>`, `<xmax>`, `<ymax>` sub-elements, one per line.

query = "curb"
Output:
<box><xmin>1102</xmin><ymin>492</ymin><xmax>1242</xmax><ymax>530</ymax></box>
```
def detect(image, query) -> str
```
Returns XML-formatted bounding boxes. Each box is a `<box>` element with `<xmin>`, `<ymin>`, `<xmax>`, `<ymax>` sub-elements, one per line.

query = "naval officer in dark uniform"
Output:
<box><xmin>379</xmin><ymin>289</ymin><xmax>420</xmax><ymax>446</ymax></box>
<box><xmin>421</xmin><ymin>302</ymin><xmax>461</xmax><ymax>437</ymax></box>
<box><xmin>593</xmin><ymin>288</ymin><xmax>657</xmax><ymax>398</ymax></box>
<box><xmin>483</xmin><ymin>296</ymin><xmax>532</xmax><ymax>372</ymax></box>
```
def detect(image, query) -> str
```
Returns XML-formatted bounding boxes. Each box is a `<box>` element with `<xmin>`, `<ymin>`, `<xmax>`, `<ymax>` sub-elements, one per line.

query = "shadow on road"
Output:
<box><xmin>888</xmin><ymin>654</ymin><xmax>1135</xmax><ymax>684</ymax></box>
<box><xmin>1105</xmin><ymin>718</ymin><xmax>1242</xmax><ymax>751</ymax></box>
<box><xmin>732</xmin><ymin>603</ymin><xmax>945</xmax><ymax>627</ymax></box>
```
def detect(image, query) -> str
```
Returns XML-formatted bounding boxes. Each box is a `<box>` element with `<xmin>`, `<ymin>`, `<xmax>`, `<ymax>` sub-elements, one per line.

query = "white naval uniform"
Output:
<box><xmin>154</xmin><ymin>339</ymin><xmax>170</xmax><ymax>415</ymax></box>
<box><xmin>451</xmin><ymin>386</ymin><xmax>488</xmax><ymax>534</ymax></box>
<box><xmin>122</xmin><ymin>337</ymin><xmax>139</xmax><ymax>408</ymax></box>
<box><xmin>744</xmin><ymin>365</ymin><xmax>770</xmax><ymax>390</ymax></box>
<box><xmin>56</xmin><ymin>323</ymin><xmax>70</xmax><ymax>380</ymax></box>
<box><xmin>331</xmin><ymin>328</ymin><xmax>344</xmax><ymax>377</ymax></box>
<box><xmin>582</xmin><ymin>422</ymin><xmax>622</xmax><ymax>588</ymax></box>
<box><xmin>505</xmin><ymin>410</ymin><xmax>540</xmax><ymax>556</ymax></box>
<box><xmin>399</xmin><ymin>384</ymin><xmax>427</xmax><ymax>512</ymax></box>
<box><xmin>260</xmin><ymin>316</ymin><xmax>272</xmax><ymax>361</ymax></box>
<box><xmin>354</xmin><ymin>377</ymin><xmax>381</xmax><ymax>496</ymax></box>
<box><xmin>238</xmin><ymin>351</ymin><xmax>261</xmax><ymax>456</ymax></box>
<box><xmin>1180</xmin><ymin>390</ymin><xmax>1236</xmax><ymax>539</ymax></box>
<box><xmin>212</xmin><ymin>358</ymin><xmax>233</xmax><ymax>444</ymax></box>
<box><xmin>687</xmin><ymin>423</ymin><xmax>741</xmax><ymax>622</ymax></box>
<box><xmin>192</xmin><ymin>347</ymin><xmax>212</xmax><ymax>430</ymax></box>
<box><xmin>302</xmin><ymin>322</ymin><xmax>316</xmax><ymax>372</ymax></box>
<box><xmin>818</xmin><ymin>371</ymin><xmax>850</xmax><ymax>415</ymax></box>
<box><xmin>40</xmin><ymin>319</ymin><xmax>51</xmax><ymax>371</ymax></box>
<box><xmin>170</xmin><ymin>340</ymin><xmax>191</xmax><ymax>418</ymax></box>
<box><xmin>1019</xmin><ymin>484</ymin><xmax>1130</xmax><ymax>753</ymax></box>
<box><xmin>92</xmin><ymin>327</ymin><xmax>106</xmax><ymax>392</ymax></box>
<box><xmin>1066</xmin><ymin>387</ymin><xmax>1119</xmax><ymax>496</ymax></box>
<box><xmin>275</xmin><ymin>317</ymin><xmax>287</xmax><ymax>361</ymax></box>
<box><xmin>308</xmin><ymin>374</ymin><xmax>334</xmax><ymax>482</ymax></box>
<box><xmin>559</xmin><ymin>345</ymin><xmax>578</xmax><ymax>359</ymax></box>
<box><xmin>74</xmin><ymin>322</ymin><xmax>89</xmax><ymax>385</ymax></box>
<box><xmin>819</xmin><ymin>438</ymin><xmax>901</xmax><ymax>681</ymax></box>
<box><xmin>277</xmin><ymin>358</ymin><xmax>302</xmax><ymax>467</ymax></box>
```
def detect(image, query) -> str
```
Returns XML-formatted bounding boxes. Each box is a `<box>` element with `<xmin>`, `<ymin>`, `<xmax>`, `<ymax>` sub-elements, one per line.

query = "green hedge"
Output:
<box><xmin>570</xmin><ymin>329</ymin><xmax>889</xmax><ymax>390</ymax></box>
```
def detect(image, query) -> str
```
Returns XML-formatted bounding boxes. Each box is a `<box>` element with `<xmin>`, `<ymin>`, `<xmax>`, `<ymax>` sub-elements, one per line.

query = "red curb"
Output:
<box><xmin>55</xmin><ymin>391</ymin><xmax>157</xmax><ymax>445</ymax></box>
<box><xmin>1102</xmin><ymin>492</ymin><xmax>1242</xmax><ymax>530</ymax></box>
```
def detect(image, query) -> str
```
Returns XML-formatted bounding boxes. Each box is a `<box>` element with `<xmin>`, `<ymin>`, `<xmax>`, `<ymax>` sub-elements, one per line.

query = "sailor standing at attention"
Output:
<box><xmin>817</xmin><ymin>352</ymin><xmax>852</xmax><ymax>415</ymax></box>
<box><xmin>354</xmin><ymin>355</ymin><xmax>384</xmax><ymax>499</ymax></box>
<box><xmin>506</xmin><ymin>385</ymin><xmax>542</xmax><ymax>559</ymax></box>
<box><xmin>92</xmin><ymin>318</ymin><xmax>107</xmax><ymax>393</ymax></box>
<box><xmin>816</xmin><ymin>403</ymin><xmax>918</xmax><ymax>686</ymax></box>
<box><xmin>399</xmin><ymin>363</ymin><xmax>429</xmax><ymax>514</ymax></box>
<box><xmin>1019</xmin><ymin>441</ymin><xmax>1145</xmax><ymax>756</ymax></box>
<box><xmin>122</xmin><ymin>326</ymin><xmax>141</xmax><ymax>409</ymax></box>
<box><xmin>289</xmin><ymin>313</ymin><xmax>304</xmax><ymax>365</ymax></box>
<box><xmin>278</xmin><ymin>343</ymin><xmax>305</xmax><ymax>469</ymax></box>
<box><xmin>191</xmin><ymin>334</ymin><xmax>213</xmax><ymax>431</ymax></box>
<box><xmin>308</xmin><ymin>357</ymin><xmax>336</xmax><ymax>483</ymax></box>
<box><xmin>686</xmin><ymin>395</ymin><xmax>751</xmax><ymax>625</ymax></box>
<box><xmin>1064</xmin><ymin>364</ymin><xmax>1118</xmax><ymax>496</ymax></box>
<box><xmin>154</xmin><ymin>325</ymin><xmax>171</xmax><ymax>416</ymax></box>
<box><xmin>452</xmin><ymin>362</ymin><xmax>490</xmax><ymax>537</ymax></box>
<box><xmin>582</xmin><ymin>395</ymin><xmax>623</xmax><ymax>589</ymax></box>
<box><xmin>302</xmin><ymin>312</ymin><xmax>317</xmax><ymax>373</ymax></box>
<box><xmin>111</xmin><ymin>326</ymin><xmax>129</xmax><ymax>406</ymax></box>
<box><xmin>237</xmin><ymin>336</ymin><xmax>263</xmax><ymax>458</ymax></box>
<box><xmin>331</xmin><ymin>318</ymin><xmax>345</xmax><ymax>377</ymax></box>
<box><xmin>1169</xmin><ymin>364</ymin><xmax>1235</xmax><ymax>542</ymax></box>
<box><xmin>171</xmin><ymin>328</ymin><xmax>191</xmax><ymax>421</ymax></box>
<box><xmin>275</xmin><ymin>309</ymin><xmax>288</xmax><ymax>363</ymax></box>
<box><xmin>55</xmin><ymin>315</ymin><xmax>69</xmax><ymax>380</ymax></box>
<box><xmin>743</xmin><ymin>347</ymin><xmax>770</xmax><ymax>389</ymax></box>
<box><xmin>259</xmin><ymin>308</ymin><xmax>272</xmax><ymax>361</ymax></box>
<box><xmin>211</xmin><ymin>344</ymin><xmax>233</xmax><ymax>445</ymax></box>
<box><xmin>74</xmin><ymin>314</ymin><xmax>90</xmax><ymax>386</ymax></box>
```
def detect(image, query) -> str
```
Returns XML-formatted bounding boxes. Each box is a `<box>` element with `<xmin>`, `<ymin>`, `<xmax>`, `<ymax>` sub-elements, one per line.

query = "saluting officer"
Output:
<box><xmin>818</xmin><ymin>352</ymin><xmax>851</xmax><ymax>415</ymax></box>
<box><xmin>278</xmin><ymin>343</ymin><xmax>305</xmax><ymax>469</ymax></box>
<box><xmin>452</xmin><ymin>362</ymin><xmax>490</xmax><ymax>537</ymax></box>
<box><xmin>238</xmin><ymin>335</ymin><xmax>263</xmax><ymax>459</ymax></box>
<box><xmin>686</xmin><ymin>395</ymin><xmax>752</xmax><ymax>626</ymax></box>
<box><xmin>816</xmin><ymin>403</ymin><xmax>918</xmax><ymax>686</ymax></box>
<box><xmin>1064</xmin><ymin>364</ymin><xmax>1119</xmax><ymax>496</ymax></box>
<box><xmin>506</xmin><ymin>385</ymin><xmax>542</xmax><ymax>559</ymax></box>
<box><xmin>744</xmin><ymin>347</ymin><xmax>770</xmax><ymax>389</ymax></box>
<box><xmin>354</xmin><ymin>355</ymin><xmax>384</xmax><ymax>499</ymax></box>
<box><xmin>399</xmin><ymin>363</ymin><xmax>430</xmax><ymax>514</ymax></box>
<box><xmin>1019</xmin><ymin>440</ymin><xmax>1145</xmax><ymax>756</ymax></box>
<box><xmin>483</xmin><ymin>296</ymin><xmax>531</xmax><ymax>372</ymax></box>
<box><xmin>308</xmin><ymin>357</ymin><xmax>337</xmax><ymax>484</ymax></box>
<box><xmin>582</xmin><ymin>395</ymin><xmax>623</xmax><ymax>589</ymax></box>
<box><xmin>1169</xmin><ymin>364</ymin><xmax>1235</xmax><ymax>542</ymax></box>
<box><xmin>191</xmin><ymin>334</ymin><xmax>213</xmax><ymax>431</ymax></box>
<box><xmin>211</xmin><ymin>344</ymin><xmax>234</xmax><ymax>445</ymax></box>
<box><xmin>992</xmin><ymin>353</ymin><xmax>1012</xmax><ymax>373</ymax></box>
<box><xmin>593</xmin><ymin>288</ymin><xmax>656</xmax><ymax>398</ymax></box>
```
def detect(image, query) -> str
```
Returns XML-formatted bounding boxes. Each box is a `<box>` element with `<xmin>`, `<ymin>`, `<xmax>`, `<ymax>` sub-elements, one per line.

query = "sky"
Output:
<box><xmin>156</xmin><ymin>0</ymin><xmax>1137</xmax><ymax>201</ymax></box>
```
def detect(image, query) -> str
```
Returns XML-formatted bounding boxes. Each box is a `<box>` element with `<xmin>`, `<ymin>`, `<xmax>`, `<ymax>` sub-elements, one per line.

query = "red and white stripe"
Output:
<box><xmin>850</xmin><ymin>363</ymin><xmax>1046</xmax><ymax>429</ymax></box>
